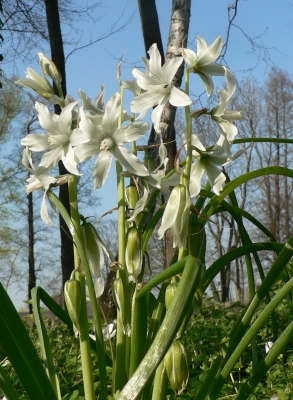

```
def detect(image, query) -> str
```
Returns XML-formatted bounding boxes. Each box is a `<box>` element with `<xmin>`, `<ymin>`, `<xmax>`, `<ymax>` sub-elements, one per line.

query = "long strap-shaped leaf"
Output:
<box><xmin>0</xmin><ymin>283</ymin><xmax>57</xmax><ymax>400</ymax></box>
<box><xmin>117</xmin><ymin>256</ymin><xmax>202</xmax><ymax>400</ymax></box>
<box><xmin>235</xmin><ymin>319</ymin><xmax>293</xmax><ymax>399</ymax></box>
<box><xmin>34</xmin><ymin>286</ymin><xmax>73</xmax><ymax>328</ymax></box>
<box><xmin>31</xmin><ymin>287</ymin><xmax>62</xmax><ymax>399</ymax></box>
<box><xmin>206</xmin><ymin>275</ymin><xmax>293</xmax><ymax>399</ymax></box>
<box><xmin>0</xmin><ymin>363</ymin><xmax>20</xmax><ymax>400</ymax></box>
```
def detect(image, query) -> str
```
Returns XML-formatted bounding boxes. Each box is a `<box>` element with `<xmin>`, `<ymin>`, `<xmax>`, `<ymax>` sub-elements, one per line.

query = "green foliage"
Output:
<box><xmin>0</xmin><ymin>316</ymin><xmax>113</xmax><ymax>399</ymax></box>
<box><xmin>3</xmin><ymin>297</ymin><xmax>293</xmax><ymax>399</ymax></box>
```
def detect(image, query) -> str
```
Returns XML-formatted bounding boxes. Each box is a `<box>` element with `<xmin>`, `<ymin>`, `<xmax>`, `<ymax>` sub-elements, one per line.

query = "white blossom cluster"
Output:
<box><xmin>17</xmin><ymin>36</ymin><xmax>243</xmax><ymax>249</ymax></box>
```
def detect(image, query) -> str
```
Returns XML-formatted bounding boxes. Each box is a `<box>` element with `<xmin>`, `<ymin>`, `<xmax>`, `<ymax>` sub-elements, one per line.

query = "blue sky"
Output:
<box><xmin>60</xmin><ymin>0</ymin><xmax>293</xmax><ymax>217</ymax></box>
<box><xmin>3</xmin><ymin>0</ymin><xmax>293</xmax><ymax>308</ymax></box>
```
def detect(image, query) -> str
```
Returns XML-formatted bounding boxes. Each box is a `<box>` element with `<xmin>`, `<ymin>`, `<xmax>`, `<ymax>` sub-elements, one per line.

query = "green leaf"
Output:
<box><xmin>0</xmin><ymin>363</ymin><xmax>20</xmax><ymax>400</ymax></box>
<box><xmin>0</xmin><ymin>283</ymin><xmax>58</xmax><ymax>400</ymax></box>
<box><xmin>31</xmin><ymin>287</ymin><xmax>62</xmax><ymax>399</ymax></box>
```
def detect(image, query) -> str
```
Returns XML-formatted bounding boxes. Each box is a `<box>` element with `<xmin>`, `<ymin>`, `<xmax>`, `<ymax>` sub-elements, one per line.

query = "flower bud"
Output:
<box><xmin>158</xmin><ymin>184</ymin><xmax>190</xmax><ymax>249</ymax></box>
<box><xmin>165</xmin><ymin>282</ymin><xmax>178</xmax><ymax>310</ymax></box>
<box><xmin>125</xmin><ymin>185</ymin><xmax>139</xmax><ymax>210</ymax></box>
<box><xmin>113</xmin><ymin>278</ymin><xmax>131</xmax><ymax>336</ymax></box>
<box><xmin>125</xmin><ymin>226</ymin><xmax>142</xmax><ymax>283</ymax></box>
<box><xmin>165</xmin><ymin>340</ymin><xmax>189</xmax><ymax>394</ymax></box>
<box><xmin>64</xmin><ymin>279</ymin><xmax>82</xmax><ymax>334</ymax></box>
<box><xmin>81</xmin><ymin>221</ymin><xmax>105</xmax><ymax>297</ymax></box>
<box><xmin>38</xmin><ymin>53</ymin><xmax>62</xmax><ymax>87</ymax></box>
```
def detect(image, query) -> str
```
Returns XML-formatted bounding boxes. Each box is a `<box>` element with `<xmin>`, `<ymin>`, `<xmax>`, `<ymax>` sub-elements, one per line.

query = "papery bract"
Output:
<box><xmin>158</xmin><ymin>184</ymin><xmax>190</xmax><ymax>249</ymax></box>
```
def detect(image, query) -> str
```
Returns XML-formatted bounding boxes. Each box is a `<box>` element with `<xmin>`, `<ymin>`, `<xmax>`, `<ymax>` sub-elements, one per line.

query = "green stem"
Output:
<box><xmin>113</xmin><ymin>84</ymin><xmax>128</xmax><ymax>392</ymax></box>
<box><xmin>68</xmin><ymin>175</ymin><xmax>81</xmax><ymax>270</ymax></box>
<box><xmin>151</xmin><ymin>360</ymin><xmax>167</xmax><ymax>400</ymax></box>
<box><xmin>47</xmin><ymin>190</ymin><xmax>108</xmax><ymax>400</ymax></box>
<box><xmin>209</xmin><ymin>276</ymin><xmax>293</xmax><ymax>399</ymax></box>
<box><xmin>117</xmin><ymin>256</ymin><xmax>202</xmax><ymax>399</ymax></box>
<box><xmin>129</xmin><ymin>293</ymin><xmax>147</xmax><ymax>378</ymax></box>
<box><xmin>182</xmin><ymin>68</ymin><xmax>192</xmax><ymax>188</ymax></box>
<box><xmin>76</xmin><ymin>272</ymin><xmax>96</xmax><ymax>400</ymax></box>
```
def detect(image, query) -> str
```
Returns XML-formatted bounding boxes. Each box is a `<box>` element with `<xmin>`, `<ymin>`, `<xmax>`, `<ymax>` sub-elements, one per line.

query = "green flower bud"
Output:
<box><xmin>125</xmin><ymin>185</ymin><xmax>139</xmax><ymax>210</ymax></box>
<box><xmin>38</xmin><ymin>53</ymin><xmax>62</xmax><ymax>87</ymax></box>
<box><xmin>165</xmin><ymin>282</ymin><xmax>178</xmax><ymax>310</ymax></box>
<box><xmin>113</xmin><ymin>278</ymin><xmax>131</xmax><ymax>336</ymax></box>
<box><xmin>165</xmin><ymin>340</ymin><xmax>189</xmax><ymax>394</ymax></box>
<box><xmin>158</xmin><ymin>184</ymin><xmax>190</xmax><ymax>249</ymax></box>
<box><xmin>125</xmin><ymin>226</ymin><xmax>142</xmax><ymax>283</ymax></box>
<box><xmin>64</xmin><ymin>279</ymin><xmax>82</xmax><ymax>334</ymax></box>
<box><xmin>81</xmin><ymin>221</ymin><xmax>105</xmax><ymax>297</ymax></box>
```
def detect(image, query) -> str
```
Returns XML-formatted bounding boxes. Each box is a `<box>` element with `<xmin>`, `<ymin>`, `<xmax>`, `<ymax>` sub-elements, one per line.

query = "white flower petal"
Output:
<box><xmin>58</xmin><ymin>101</ymin><xmax>78</xmax><ymax>135</ymax></box>
<box><xmin>21</xmin><ymin>133</ymin><xmax>52</xmax><ymax>151</ymax></box>
<box><xmin>158</xmin><ymin>189</ymin><xmax>181</xmax><ymax>239</ymax></box>
<box><xmin>161</xmin><ymin>56</ymin><xmax>183</xmax><ymax>84</ymax></box>
<box><xmin>131</xmin><ymin>91</ymin><xmax>164</xmax><ymax>114</ymax></box>
<box><xmin>92</xmin><ymin>150</ymin><xmax>113</xmax><ymax>189</ymax></box>
<box><xmin>62</xmin><ymin>145</ymin><xmax>81</xmax><ymax>175</ymax></box>
<box><xmin>148</xmin><ymin>44</ymin><xmax>165</xmax><ymax>82</ymax></box>
<box><xmin>201</xmin><ymin>63</ymin><xmax>225</xmax><ymax>76</ymax></box>
<box><xmin>35</xmin><ymin>102</ymin><xmax>60</xmax><ymax>133</ymax></box>
<box><xmin>189</xmin><ymin>162</ymin><xmax>205</xmax><ymax>198</ymax></box>
<box><xmin>40</xmin><ymin>192</ymin><xmax>54</xmax><ymax>226</ymax></box>
<box><xmin>203</xmin><ymin>160</ymin><xmax>226</xmax><ymax>195</ymax></box>
<box><xmin>151</xmin><ymin>103</ymin><xmax>165</xmax><ymax>133</ymax></box>
<box><xmin>39</xmin><ymin>146</ymin><xmax>63</xmax><ymax>171</ymax></box>
<box><xmin>123</xmin><ymin>80</ymin><xmax>142</xmax><ymax>95</ymax></box>
<box><xmin>112</xmin><ymin>145</ymin><xmax>149</xmax><ymax>176</ymax></box>
<box><xmin>74</xmin><ymin>142</ymin><xmax>100</xmax><ymax>163</ymax></box>
<box><xmin>169</xmin><ymin>87</ymin><xmax>192</xmax><ymax>107</ymax></box>
<box><xmin>112</xmin><ymin>122</ymin><xmax>149</xmax><ymax>145</ymax></box>
<box><xmin>102</xmin><ymin>92</ymin><xmax>120</xmax><ymax>134</ymax></box>
<box><xmin>199</xmin><ymin>73</ymin><xmax>215</xmax><ymax>97</ymax></box>
<box><xmin>70</xmin><ymin>128</ymin><xmax>90</xmax><ymax>147</ymax></box>
<box><xmin>196</xmin><ymin>36</ymin><xmax>224</xmax><ymax>66</ymax></box>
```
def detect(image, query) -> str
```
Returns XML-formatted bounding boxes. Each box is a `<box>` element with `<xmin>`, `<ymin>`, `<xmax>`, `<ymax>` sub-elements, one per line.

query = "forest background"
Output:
<box><xmin>1</xmin><ymin>0</ymin><xmax>293</xmax><ymax>310</ymax></box>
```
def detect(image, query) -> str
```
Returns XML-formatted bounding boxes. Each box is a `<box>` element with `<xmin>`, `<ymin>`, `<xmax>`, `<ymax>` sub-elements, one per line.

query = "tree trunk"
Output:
<box><xmin>44</xmin><ymin>0</ymin><xmax>74</xmax><ymax>300</ymax></box>
<box><xmin>138</xmin><ymin>0</ymin><xmax>191</xmax><ymax>268</ymax></box>
<box><xmin>28</xmin><ymin>191</ymin><xmax>35</xmax><ymax>313</ymax></box>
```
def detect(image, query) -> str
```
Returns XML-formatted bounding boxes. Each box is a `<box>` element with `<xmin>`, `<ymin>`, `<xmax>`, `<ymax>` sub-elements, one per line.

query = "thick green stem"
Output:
<box><xmin>47</xmin><ymin>190</ymin><xmax>108</xmax><ymax>400</ymax></box>
<box><xmin>68</xmin><ymin>175</ymin><xmax>81</xmax><ymax>270</ymax></box>
<box><xmin>117</xmin><ymin>256</ymin><xmax>202</xmax><ymax>399</ymax></box>
<box><xmin>113</xmin><ymin>84</ymin><xmax>129</xmax><ymax>392</ymax></box>
<box><xmin>76</xmin><ymin>272</ymin><xmax>96</xmax><ymax>400</ymax></box>
<box><xmin>129</xmin><ymin>294</ymin><xmax>147</xmax><ymax>378</ymax></box>
<box><xmin>151</xmin><ymin>360</ymin><xmax>167</xmax><ymax>400</ymax></box>
<box><xmin>182</xmin><ymin>68</ymin><xmax>192</xmax><ymax>188</ymax></box>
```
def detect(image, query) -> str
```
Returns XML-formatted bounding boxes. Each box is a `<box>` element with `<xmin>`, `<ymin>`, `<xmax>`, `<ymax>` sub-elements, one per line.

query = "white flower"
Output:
<box><xmin>22</xmin><ymin>148</ymin><xmax>58</xmax><ymax>226</ymax></box>
<box><xmin>78</xmin><ymin>85</ymin><xmax>105</xmax><ymax>123</ymax></box>
<box><xmin>158</xmin><ymin>184</ymin><xmax>190</xmax><ymax>249</ymax></box>
<box><xmin>21</xmin><ymin>101</ymin><xmax>88</xmax><ymax>175</ymax></box>
<box><xmin>89</xmin><ymin>321</ymin><xmax>116</xmax><ymax>342</ymax></box>
<box><xmin>130</xmin><ymin>43</ymin><xmax>192</xmax><ymax>133</ymax></box>
<box><xmin>187</xmin><ymin>134</ymin><xmax>244</xmax><ymax>198</ymax></box>
<box><xmin>180</xmin><ymin>36</ymin><xmax>225</xmax><ymax>96</ymax></box>
<box><xmin>74</xmin><ymin>92</ymin><xmax>149</xmax><ymax>189</ymax></box>
<box><xmin>208</xmin><ymin>67</ymin><xmax>241</xmax><ymax>147</ymax></box>
<box><xmin>265</xmin><ymin>341</ymin><xmax>274</xmax><ymax>353</ymax></box>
